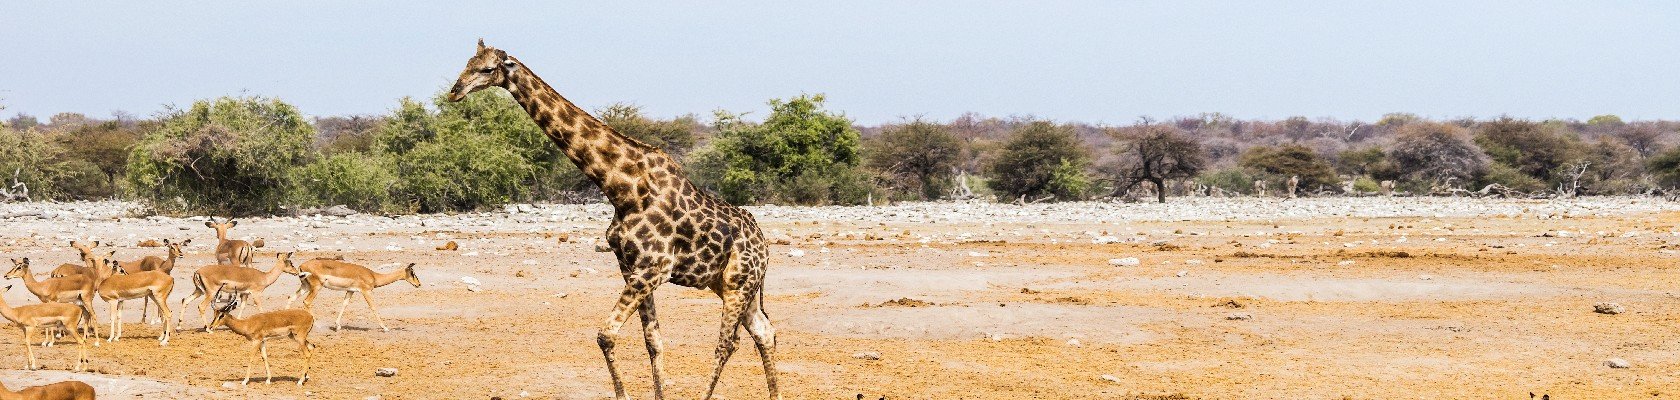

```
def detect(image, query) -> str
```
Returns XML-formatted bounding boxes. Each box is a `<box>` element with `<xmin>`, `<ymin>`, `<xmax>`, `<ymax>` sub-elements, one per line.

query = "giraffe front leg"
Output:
<box><xmin>702</xmin><ymin>289</ymin><xmax>750</xmax><ymax>400</ymax></box>
<box><xmin>639</xmin><ymin>295</ymin><xmax>669</xmax><ymax>400</ymax></box>
<box><xmin>744</xmin><ymin>293</ymin><xmax>781</xmax><ymax>400</ymax></box>
<box><xmin>599</xmin><ymin>284</ymin><xmax>654</xmax><ymax>400</ymax></box>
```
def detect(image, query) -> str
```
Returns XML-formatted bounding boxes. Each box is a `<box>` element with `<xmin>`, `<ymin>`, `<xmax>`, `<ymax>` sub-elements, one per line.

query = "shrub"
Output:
<box><xmin>1475</xmin><ymin>118</ymin><xmax>1584</xmax><ymax>183</ymax></box>
<box><xmin>1196</xmin><ymin>168</ymin><xmax>1253</xmax><ymax>195</ymax></box>
<box><xmin>598</xmin><ymin>103</ymin><xmax>702</xmax><ymax>157</ymax></box>
<box><xmin>0</xmin><ymin>125</ymin><xmax>76</xmax><ymax>200</ymax></box>
<box><xmin>1389</xmin><ymin>122</ymin><xmax>1488</xmax><ymax>185</ymax></box>
<box><xmin>984</xmin><ymin>121</ymin><xmax>1092</xmax><ymax>201</ymax></box>
<box><xmin>1651</xmin><ymin>146</ymin><xmax>1680</xmax><ymax>188</ymax></box>
<box><xmin>124</xmin><ymin>96</ymin><xmax>316</xmax><ymax>215</ymax></box>
<box><xmin>688</xmin><ymin>95</ymin><xmax>874</xmax><ymax>205</ymax></box>
<box><xmin>391</xmin><ymin>127</ymin><xmax>531</xmax><ymax>213</ymax></box>
<box><xmin>1238</xmin><ymin>145</ymin><xmax>1336</xmax><ymax>190</ymax></box>
<box><xmin>865</xmin><ymin>119</ymin><xmax>963</xmax><ymax>200</ymax></box>
<box><xmin>294</xmin><ymin>151</ymin><xmax>405</xmax><ymax>213</ymax></box>
<box><xmin>1480</xmin><ymin>163</ymin><xmax>1546</xmax><ymax>193</ymax></box>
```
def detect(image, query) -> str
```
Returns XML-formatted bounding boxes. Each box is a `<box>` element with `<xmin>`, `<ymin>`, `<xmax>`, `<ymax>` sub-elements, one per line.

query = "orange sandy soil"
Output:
<box><xmin>2</xmin><ymin>205</ymin><xmax>1679</xmax><ymax>399</ymax></box>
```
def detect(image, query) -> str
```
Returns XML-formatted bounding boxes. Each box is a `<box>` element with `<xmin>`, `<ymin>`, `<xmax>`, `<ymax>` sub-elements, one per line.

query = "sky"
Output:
<box><xmin>2</xmin><ymin>1</ymin><xmax>1677</xmax><ymax>125</ymax></box>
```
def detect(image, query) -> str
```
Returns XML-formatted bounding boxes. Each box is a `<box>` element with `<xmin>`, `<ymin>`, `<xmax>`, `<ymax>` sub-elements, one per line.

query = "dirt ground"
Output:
<box><xmin>2</xmin><ymin>197</ymin><xmax>1679</xmax><ymax>399</ymax></box>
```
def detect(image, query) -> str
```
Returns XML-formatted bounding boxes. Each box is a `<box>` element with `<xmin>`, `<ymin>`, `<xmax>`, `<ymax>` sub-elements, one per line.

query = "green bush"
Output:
<box><xmin>598</xmin><ymin>103</ymin><xmax>702</xmax><ymax>157</ymax></box>
<box><xmin>396</xmin><ymin>129</ymin><xmax>532</xmax><ymax>213</ymax></box>
<box><xmin>865</xmin><ymin>119</ymin><xmax>963</xmax><ymax>200</ymax></box>
<box><xmin>984</xmin><ymin>121</ymin><xmax>1092</xmax><ymax>201</ymax></box>
<box><xmin>124</xmin><ymin>96</ymin><xmax>316</xmax><ymax>215</ymax></box>
<box><xmin>1479</xmin><ymin>163</ymin><xmax>1546</xmax><ymax>192</ymax></box>
<box><xmin>1238</xmin><ymin>145</ymin><xmax>1336</xmax><ymax>190</ymax></box>
<box><xmin>1352</xmin><ymin>176</ymin><xmax>1381</xmax><ymax>193</ymax></box>
<box><xmin>0</xmin><ymin>125</ymin><xmax>76</xmax><ymax>200</ymax></box>
<box><xmin>294</xmin><ymin>151</ymin><xmax>405</xmax><ymax>213</ymax></box>
<box><xmin>688</xmin><ymin>95</ymin><xmax>875</xmax><ymax>205</ymax></box>
<box><xmin>1197</xmin><ymin>168</ymin><xmax>1253</xmax><ymax>195</ymax></box>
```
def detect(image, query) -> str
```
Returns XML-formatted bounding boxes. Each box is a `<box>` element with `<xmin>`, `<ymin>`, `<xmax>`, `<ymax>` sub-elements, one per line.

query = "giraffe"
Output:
<box><xmin>448</xmin><ymin>39</ymin><xmax>780</xmax><ymax>400</ymax></box>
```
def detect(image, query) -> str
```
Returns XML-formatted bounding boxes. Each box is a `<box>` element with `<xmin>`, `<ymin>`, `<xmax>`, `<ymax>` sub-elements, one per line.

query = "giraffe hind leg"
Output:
<box><xmin>639</xmin><ymin>294</ymin><xmax>669</xmax><ymax>400</ymax></box>
<box><xmin>744</xmin><ymin>291</ymin><xmax>781</xmax><ymax>399</ymax></box>
<box><xmin>702</xmin><ymin>288</ymin><xmax>751</xmax><ymax>400</ymax></box>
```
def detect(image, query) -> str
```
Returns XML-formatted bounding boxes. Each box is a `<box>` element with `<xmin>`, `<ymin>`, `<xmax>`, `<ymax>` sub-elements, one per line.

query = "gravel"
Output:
<box><xmin>1593</xmin><ymin>302</ymin><xmax>1625</xmax><ymax>315</ymax></box>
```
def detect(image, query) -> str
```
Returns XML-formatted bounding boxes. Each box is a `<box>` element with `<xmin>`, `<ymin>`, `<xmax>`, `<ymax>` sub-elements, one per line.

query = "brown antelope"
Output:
<box><xmin>47</xmin><ymin>241</ymin><xmax>100</xmax><ymax>278</ymax></box>
<box><xmin>0</xmin><ymin>285</ymin><xmax>90</xmax><ymax>371</ymax></box>
<box><xmin>179</xmin><ymin>252</ymin><xmax>295</xmax><ymax>330</ymax></box>
<box><xmin>284</xmin><ymin>260</ymin><xmax>420</xmax><ymax>332</ymax></box>
<box><xmin>115</xmin><ymin>239</ymin><xmax>189</xmax><ymax>324</ymax></box>
<box><xmin>95</xmin><ymin>259</ymin><xmax>174</xmax><ymax>345</ymax></box>
<box><xmin>205</xmin><ymin>218</ymin><xmax>256</xmax><ymax>267</ymax></box>
<box><xmin>5</xmin><ymin>258</ymin><xmax>104</xmax><ymax>338</ymax></box>
<box><xmin>209</xmin><ymin>291</ymin><xmax>315</xmax><ymax>386</ymax></box>
<box><xmin>0</xmin><ymin>380</ymin><xmax>95</xmax><ymax>400</ymax></box>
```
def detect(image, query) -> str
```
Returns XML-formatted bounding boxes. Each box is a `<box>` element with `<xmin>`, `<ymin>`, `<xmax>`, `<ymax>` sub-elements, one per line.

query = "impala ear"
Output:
<box><xmin>229</xmin><ymin>220</ymin><xmax>238</xmax><ymax>228</ymax></box>
<box><xmin>204</xmin><ymin>221</ymin><xmax>215</xmax><ymax>228</ymax></box>
<box><xmin>163</xmin><ymin>239</ymin><xmax>171</xmax><ymax>245</ymax></box>
<box><xmin>183</xmin><ymin>239</ymin><xmax>192</xmax><ymax>245</ymax></box>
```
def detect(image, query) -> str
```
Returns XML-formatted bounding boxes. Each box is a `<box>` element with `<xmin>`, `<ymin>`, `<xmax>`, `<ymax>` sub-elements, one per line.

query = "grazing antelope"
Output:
<box><xmin>115</xmin><ymin>239</ymin><xmax>189</xmax><ymax>324</ymax></box>
<box><xmin>0</xmin><ymin>285</ymin><xmax>90</xmax><ymax>371</ymax></box>
<box><xmin>205</xmin><ymin>218</ymin><xmax>256</xmax><ymax>267</ymax></box>
<box><xmin>179</xmin><ymin>252</ymin><xmax>295</xmax><ymax>330</ymax></box>
<box><xmin>95</xmin><ymin>259</ymin><xmax>174</xmax><ymax>345</ymax></box>
<box><xmin>209</xmin><ymin>291</ymin><xmax>315</xmax><ymax>386</ymax></box>
<box><xmin>0</xmin><ymin>380</ymin><xmax>95</xmax><ymax>400</ymax></box>
<box><xmin>47</xmin><ymin>241</ymin><xmax>100</xmax><ymax>279</ymax></box>
<box><xmin>5</xmin><ymin>258</ymin><xmax>104</xmax><ymax>338</ymax></box>
<box><xmin>284</xmin><ymin>259</ymin><xmax>420</xmax><ymax>331</ymax></box>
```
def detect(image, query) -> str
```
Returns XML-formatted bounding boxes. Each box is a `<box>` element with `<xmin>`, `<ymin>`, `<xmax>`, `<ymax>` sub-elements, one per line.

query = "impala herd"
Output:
<box><xmin>0</xmin><ymin>218</ymin><xmax>423</xmax><ymax>398</ymax></box>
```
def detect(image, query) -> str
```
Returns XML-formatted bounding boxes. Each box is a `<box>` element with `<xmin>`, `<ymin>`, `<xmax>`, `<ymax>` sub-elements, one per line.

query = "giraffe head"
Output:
<box><xmin>447</xmin><ymin>38</ymin><xmax>517</xmax><ymax>102</ymax></box>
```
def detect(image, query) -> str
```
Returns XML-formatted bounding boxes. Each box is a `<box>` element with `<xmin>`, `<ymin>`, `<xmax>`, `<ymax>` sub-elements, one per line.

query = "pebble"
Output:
<box><xmin>852</xmin><ymin>351</ymin><xmax>881</xmax><ymax>360</ymax></box>
<box><xmin>788</xmin><ymin>249</ymin><xmax>806</xmax><ymax>258</ymax></box>
<box><xmin>376</xmin><ymin>367</ymin><xmax>398</xmax><ymax>377</ymax></box>
<box><xmin>1226</xmin><ymin>313</ymin><xmax>1253</xmax><ymax>321</ymax></box>
<box><xmin>1606</xmin><ymin>358</ymin><xmax>1631</xmax><ymax>368</ymax></box>
<box><xmin>1099</xmin><ymin>374</ymin><xmax>1122</xmax><ymax>384</ymax></box>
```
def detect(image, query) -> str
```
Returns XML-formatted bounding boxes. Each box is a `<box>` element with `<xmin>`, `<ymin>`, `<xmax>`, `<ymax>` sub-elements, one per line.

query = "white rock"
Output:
<box><xmin>787</xmin><ymin>249</ymin><xmax>806</xmax><ymax>258</ymax></box>
<box><xmin>1594</xmin><ymin>302</ymin><xmax>1625</xmax><ymax>315</ymax></box>
<box><xmin>1107</xmin><ymin>257</ymin><xmax>1140</xmax><ymax>266</ymax></box>
<box><xmin>1226</xmin><ymin>313</ymin><xmax>1253</xmax><ymax>320</ymax></box>
<box><xmin>522</xmin><ymin>259</ymin><xmax>538</xmax><ymax>265</ymax></box>
<box><xmin>1175</xmin><ymin>270</ymin><xmax>1188</xmax><ymax>277</ymax></box>
<box><xmin>1337</xmin><ymin>260</ymin><xmax>1355</xmax><ymax>266</ymax></box>
<box><xmin>1606</xmin><ymin>358</ymin><xmax>1631</xmax><ymax>368</ymax></box>
<box><xmin>967</xmin><ymin>251</ymin><xmax>988</xmax><ymax>257</ymax></box>
<box><xmin>852</xmin><ymin>351</ymin><xmax>882</xmax><ymax>360</ymax></box>
<box><xmin>375</xmin><ymin>367</ymin><xmax>398</xmax><ymax>377</ymax></box>
<box><xmin>1099</xmin><ymin>374</ymin><xmax>1122</xmax><ymax>384</ymax></box>
<box><xmin>1066</xmin><ymin>338</ymin><xmax>1082</xmax><ymax>347</ymax></box>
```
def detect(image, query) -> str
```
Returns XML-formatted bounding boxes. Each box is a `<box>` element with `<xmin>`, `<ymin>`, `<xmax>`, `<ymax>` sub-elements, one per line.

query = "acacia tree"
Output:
<box><xmin>865</xmin><ymin>119</ymin><xmax>962</xmax><ymax>200</ymax></box>
<box><xmin>1108</xmin><ymin>123</ymin><xmax>1204</xmax><ymax>203</ymax></box>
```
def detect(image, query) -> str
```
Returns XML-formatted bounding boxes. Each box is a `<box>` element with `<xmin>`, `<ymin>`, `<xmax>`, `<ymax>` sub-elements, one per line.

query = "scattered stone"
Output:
<box><xmin>787</xmin><ymin>248</ymin><xmax>806</xmax><ymax>258</ymax></box>
<box><xmin>322</xmin><ymin>205</ymin><xmax>357</xmax><ymax>217</ymax></box>
<box><xmin>1606</xmin><ymin>358</ymin><xmax>1631</xmax><ymax>368</ymax></box>
<box><xmin>1226</xmin><ymin>313</ymin><xmax>1253</xmax><ymax>321</ymax></box>
<box><xmin>852</xmin><ymin>351</ymin><xmax>882</xmax><ymax>360</ymax></box>
<box><xmin>1175</xmin><ymin>270</ymin><xmax>1188</xmax><ymax>277</ymax></box>
<box><xmin>594</xmin><ymin>243</ymin><xmax>613</xmax><ymax>252</ymax></box>
<box><xmin>375</xmin><ymin>367</ymin><xmax>398</xmax><ymax>377</ymax></box>
<box><xmin>1107</xmin><ymin>257</ymin><xmax>1140</xmax><ymax>266</ymax></box>
<box><xmin>1337</xmin><ymin>260</ymin><xmax>1355</xmax><ymax>266</ymax></box>
<box><xmin>556</xmin><ymin>233</ymin><xmax>570</xmax><ymax>243</ymax></box>
<box><xmin>1099</xmin><ymin>374</ymin><xmax>1122</xmax><ymax>384</ymax></box>
<box><xmin>460</xmin><ymin>276</ymin><xmax>482</xmax><ymax>292</ymax></box>
<box><xmin>1066</xmin><ymin>338</ymin><xmax>1082</xmax><ymax>347</ymax></box>
<box><xmin>1594</xmin><ymin>302</ymin><xmax>1624</xmax><ymax>315</ymax></box>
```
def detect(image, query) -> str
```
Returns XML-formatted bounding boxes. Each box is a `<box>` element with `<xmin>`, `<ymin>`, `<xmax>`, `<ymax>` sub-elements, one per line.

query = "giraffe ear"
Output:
<box><xmin>477</xmin><ymin>38</ymin><xmax>485</xmax><ymax>50</ymax></box>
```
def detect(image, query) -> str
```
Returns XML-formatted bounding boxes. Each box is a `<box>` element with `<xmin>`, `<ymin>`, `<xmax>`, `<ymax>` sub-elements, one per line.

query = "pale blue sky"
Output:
<box><xmin>2</xmin><ymin>1</ymin><xmax>1677</xmax><ymax>125</ymax></box>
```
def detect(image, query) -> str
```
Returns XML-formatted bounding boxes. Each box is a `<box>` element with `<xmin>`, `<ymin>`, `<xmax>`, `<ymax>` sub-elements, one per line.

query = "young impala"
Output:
<box><xmin>0</xmin><ymin>284</ymin><xmax>91</xmax><ymax>371</ymax></box>
<box><xmin>284</xmin><ymin>259</ymin><xmax>420</xmax><ymax>331</ymax></box>
<box><xmin>95</xmin><ymin>259</ymin><xmax>175</xmax><ymax>345</ymax></box>
<box><xmin>209</xmin><ymin>289</ymin><xmax>316</xmax><ymax>386</ymax></box>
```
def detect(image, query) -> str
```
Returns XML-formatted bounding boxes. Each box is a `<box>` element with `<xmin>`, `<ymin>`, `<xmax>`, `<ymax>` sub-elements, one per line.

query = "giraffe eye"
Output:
<box><xmin>478</xmin><ymin>67</ymin><xmax>495</xmax><ymax>73</ymax></box>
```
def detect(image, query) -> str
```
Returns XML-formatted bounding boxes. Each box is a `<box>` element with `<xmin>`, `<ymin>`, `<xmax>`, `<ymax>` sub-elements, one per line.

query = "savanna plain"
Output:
<box><xmin>1</xmin><ymin>197</ymin><xmax>1677</xmax><ymax>399</ymax></box>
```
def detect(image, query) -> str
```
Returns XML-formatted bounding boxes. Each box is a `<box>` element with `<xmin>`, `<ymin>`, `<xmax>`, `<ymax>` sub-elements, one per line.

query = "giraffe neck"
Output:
<box><xmin>502</xmin><ymin>57</ymin><xmax>650</xmax><ymax>209</ymax></box>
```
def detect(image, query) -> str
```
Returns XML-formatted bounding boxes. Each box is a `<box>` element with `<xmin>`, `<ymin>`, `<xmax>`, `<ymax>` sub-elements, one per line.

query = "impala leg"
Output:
<box><xmin>296</xmin><ymin>335</ymin><xmax>312</xmax><ymax>386</ymax></box>
<box><xmin>243</xmin><ymin>340</ymin><xmax>259</xmax><ymax>385</ymax></box>
<box><xmin>141</xmin><ymin>296</ymin><xmax>151</xmax><ymax>324</ymax></box>
<box><xmin>744</xmin><ymin>293</ymin><xmax>781</xmax><ymax>400</ymax></box>
<box><xmin>72</xmin><ymin>321</ymin><xmax>88</xmax><ymax>372</ymax></box>
<box><xmin>360</xmin><ymin>291</ymin><xmax>389</xmax><ymax>332</ymax></box>
<box><xmin>639</xmin><ymin>295</ymin><xmax>669</xmax><ymax>400</ymax></box>
<box><xmin>154</xmin><ymin>291</ymin><xmax>173</xmax><ymax>345</ymax></box>
<box><xmin>701</xmin><ymin>289</ymin><xmax>750</xmax><ymax>400</ymax></box>
<box><xmin>261</xmin><ymin>339</ymin><xmax>273</xmax><ymax>384</ymax></box>
<box><xmin>107</xmin><ymin>299</ymin><xmax>121</xmax><ymax>342</ymax></box>
<box><xmin>335</xmin><ymin>291</ymin><xmax>352</xmax><ymax>331</ymax></box>
<box><xmin>599</xmin><ymin>284</ymin><xmax>654</xmax><ymax>400</ymax></box>
<box><xmin>22</xmin><ymin>326</ymin><xmax>37</xmax><ymax>370</ymax></box>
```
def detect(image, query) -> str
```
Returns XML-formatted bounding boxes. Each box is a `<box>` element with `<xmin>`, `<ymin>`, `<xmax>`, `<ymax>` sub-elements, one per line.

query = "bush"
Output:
<box><xmin>865</xmin><ymin>119</ymin><xmax>963</xmax><ymax>200</ymax></box>
<box><xmin>984</xmin><ymin>121</ymin><xmax>1092</xmax><ymax>201</ymax></box>
<box><xmin>1389</xmin><ymin>122</ymin><xmax>1488</xmax><ymax>185</ymax></box>
<box><xmin>1196</xmin><ymin>168</ymin><xmax>1254</xmax><ymax>195</ymax></box>
<box><xmin>1238</xmin><ymin>145</ymin><xmax>1336</xmax><ymax>190</ymax></box>
<box><xmin>0</xmin><ymin>125</ymin><xmax>76</xmax><ymax>200</ymax></box>
<box><xmin>294</xmin><ymin>151</ymin><xmax>405</xmax><ymax>213</ymax></box>
<box><xmin>1107</xmin><ymin>123</ymin><xmax>1204</xmax><ymax>202</ymax></box>
<box><xmin>688</xmin><ymin>95</ymin><xmax>875</xmax><ymax>205</ymax></box>
<box><xmin>1480</xmin><ymin>163</ymin><xmax>1546</xmax><ymax>193</ymax></box>
<box><xmin>124</xmin><ymin>96</ymin><xmax>316</xmax><ymax>215</ymax></box>
<box><xmin>1475</xmin><ymin>118</ymin><xmax>1584</xmax><ymax>183</ymax></box>
<box><xmin>396</xmin><ymin>128</ymin><xmax>532</xmax><ymax>213</ymax></box>
<box><xmin>598</xmin><ymin>103</ymin><xmax>702</xmax><ymax>157</ymax></box>
<box><xmin>1651</xmin><ymin>146</ymin><xmax>1680</xmax><ymax>188</ymax></box>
